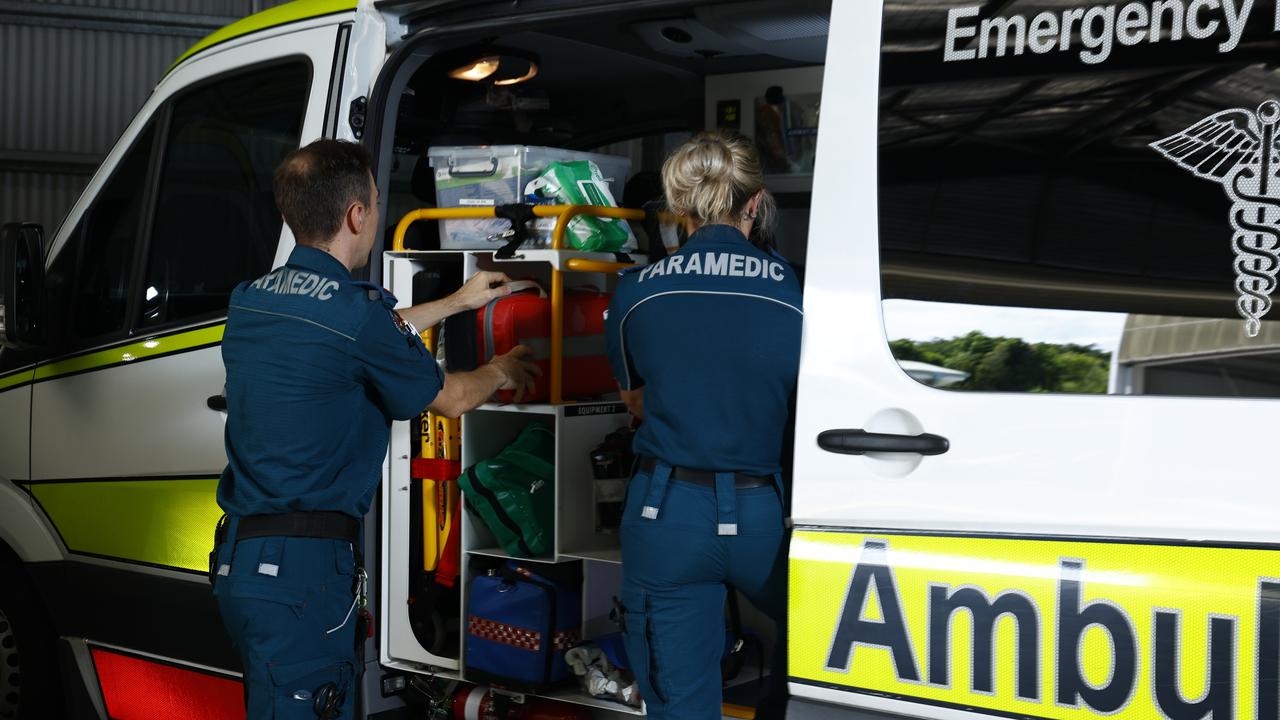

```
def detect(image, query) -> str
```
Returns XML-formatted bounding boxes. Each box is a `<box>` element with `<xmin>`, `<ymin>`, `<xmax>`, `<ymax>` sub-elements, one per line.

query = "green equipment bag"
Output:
<box><xmin>458</xmin><ymin>424</ymin><xmax>555</xmax><ymax>558</ymax></box>
<box><xmin>524</xmin><ymin>160</ymin><xmax>633</xmax><ymax>252</ymax></box>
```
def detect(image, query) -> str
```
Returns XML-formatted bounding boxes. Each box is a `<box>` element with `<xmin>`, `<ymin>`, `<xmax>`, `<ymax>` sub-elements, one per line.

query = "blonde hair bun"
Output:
<box><xmin>662</xmin><ymin>130</ymin><xmax>775</xmax><ymax>237</ymax></box>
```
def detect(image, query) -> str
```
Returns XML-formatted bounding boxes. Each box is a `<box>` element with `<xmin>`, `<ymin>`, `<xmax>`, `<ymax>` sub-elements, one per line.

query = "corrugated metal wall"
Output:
<box><xmin>0</xmin><ymin>0</ymin><xmax>291</xmax><ymax>234</ymax></box>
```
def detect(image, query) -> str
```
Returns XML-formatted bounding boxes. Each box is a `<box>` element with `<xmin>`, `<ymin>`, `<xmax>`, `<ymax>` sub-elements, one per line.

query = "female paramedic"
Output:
<box><xmin>604</xmin><ymin>131</ymin><xmax>803</xmax><ymax>719</ymax></box>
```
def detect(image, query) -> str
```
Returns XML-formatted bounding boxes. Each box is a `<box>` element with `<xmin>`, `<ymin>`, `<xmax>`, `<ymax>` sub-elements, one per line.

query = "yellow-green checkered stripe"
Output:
<box><xmin>0</xmin><ymin>323</ymin><xmax>225</xmax><ymax>393</ymax></box>
<box><xmin>33</xmin><ymin>324</ymin><xmax>224</xmax><ymax>381</ymax></box>
<box><xmin>26</xmin><ymin>478</ymin><xmax>223</xmax><ymax>572</ymax></box>
<box><xmin>0</xmin><ymin>367</ymin><xmax>33</xmax><ymax>392</ymax></box>
<box><xmin>169</xmin><ymin>0</ymin><xmax>357</xmax><ymax>72</ymax></box>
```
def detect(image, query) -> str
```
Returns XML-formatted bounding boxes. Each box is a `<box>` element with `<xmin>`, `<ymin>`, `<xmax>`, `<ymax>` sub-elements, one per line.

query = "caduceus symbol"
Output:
<box><xmin>1151</xmin><ymin>100</ymin><xmax>1280</xmax><ymax>337</ymax></box>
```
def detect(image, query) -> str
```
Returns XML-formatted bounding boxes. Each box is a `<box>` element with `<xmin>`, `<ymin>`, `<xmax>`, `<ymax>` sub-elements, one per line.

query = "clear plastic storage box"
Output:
<box><xmin>427</xmin><ymin>145</ymin><xmax>635</xmax><ymax>250</ymax></box>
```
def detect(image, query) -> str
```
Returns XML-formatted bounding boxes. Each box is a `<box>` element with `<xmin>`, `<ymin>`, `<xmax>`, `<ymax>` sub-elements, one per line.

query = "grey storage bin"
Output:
<box><xmin>427</xmin><ymin>145</ymin><xmax>634</xmax><ymax>250</ymax></box>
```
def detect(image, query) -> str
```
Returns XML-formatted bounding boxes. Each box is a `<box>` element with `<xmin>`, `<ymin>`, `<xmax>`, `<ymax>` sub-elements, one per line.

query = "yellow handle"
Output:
<box><xmin>393</xmin><ymin>207</ymin><xmax>501</xmax><ymax>251</ymax></box>
<box><xmin>563</xmin><ymin>258</ymin><xmax>636</xmax><ymax>274</ymax></box>
<box><xmin>551</xmin><ymin>268</ymin><xmax>565</xmax><ymax>404</ymax></box>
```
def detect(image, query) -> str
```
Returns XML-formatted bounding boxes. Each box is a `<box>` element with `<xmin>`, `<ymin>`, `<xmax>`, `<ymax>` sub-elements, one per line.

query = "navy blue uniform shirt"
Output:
<box><xmin>604</xmin><ymin>224</ymin><xmax>803</xmax><ymax>476</ymax></box>
<box><xmin>218</xmin><ymin>245</ymin><xmax>443</xmax><ymax>518</ymax></box>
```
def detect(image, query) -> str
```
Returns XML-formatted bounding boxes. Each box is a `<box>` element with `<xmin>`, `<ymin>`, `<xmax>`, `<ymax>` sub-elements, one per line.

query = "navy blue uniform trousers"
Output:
<box><xmin>212</xmin><ymin>530</ymin><xmax>359</xmax><ymax>719</ymax></box>
<box><xmin>620</xmin><ymin>472</ymin><xmax>789</xmax><ymax>719</ymax></box>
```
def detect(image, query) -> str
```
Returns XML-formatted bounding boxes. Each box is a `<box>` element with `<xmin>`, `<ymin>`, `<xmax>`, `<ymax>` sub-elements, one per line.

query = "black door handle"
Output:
<box><xmin>206</xmin><ymin>394</ymin><xmax>227</xmax><ymax>412</ymax></box>
<box><xmin>818</xmin><ymin>429</ymin><xmax>950</xmax><ymax>456</ymax></box>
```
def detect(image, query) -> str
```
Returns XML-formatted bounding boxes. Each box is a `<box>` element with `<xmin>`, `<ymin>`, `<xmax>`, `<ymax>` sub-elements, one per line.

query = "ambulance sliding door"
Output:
<box><xmin>792</xmin><ymin>0</ymin><xmax>1280</xmax><ymax>717</ymax></box>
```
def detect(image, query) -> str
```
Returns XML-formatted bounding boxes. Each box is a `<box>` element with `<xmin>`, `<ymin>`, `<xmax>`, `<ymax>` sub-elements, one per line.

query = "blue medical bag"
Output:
<box><xmin>465</xmin><ymin>562</ymin><xmax>582</xmax><ymax>691</ymax></box>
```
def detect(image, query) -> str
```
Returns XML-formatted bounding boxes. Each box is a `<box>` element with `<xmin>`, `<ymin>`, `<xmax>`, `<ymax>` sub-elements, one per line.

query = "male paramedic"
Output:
<box><xmin>210</xmin><ymin>139</ymin><xmax>537</xmax><ymax>719</ymax></box>
<box><xmin>605</xmin><ymin>131</ymin><xmax>803</xmax><ymax>719</ymax></box>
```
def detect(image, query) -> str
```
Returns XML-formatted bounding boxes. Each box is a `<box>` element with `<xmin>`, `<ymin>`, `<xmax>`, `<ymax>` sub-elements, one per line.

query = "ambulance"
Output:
<box><xmin>2</xmin><ymin>0</ymin><xmax>1278</xmax><ymax>718</ymax></box>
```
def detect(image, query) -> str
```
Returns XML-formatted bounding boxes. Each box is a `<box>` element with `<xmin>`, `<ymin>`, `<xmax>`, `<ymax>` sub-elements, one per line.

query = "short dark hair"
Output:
<box><xmin>273</xmin><ymin>139</ymin><xmax>374</xmax><ymax>246</ymax></box>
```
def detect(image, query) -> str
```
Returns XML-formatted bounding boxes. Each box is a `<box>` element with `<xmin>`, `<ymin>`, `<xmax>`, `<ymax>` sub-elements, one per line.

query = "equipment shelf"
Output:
<box><xmin>380</xmin><ymin>204</ymin><xmax>649</xmax><ymax>718</ymax></box>
<box><xmin>475</xmin><ymin>402</ymin><xmax>559</xmax><ymax>415</ymax></box>
<box><xmin>561</xmin><ymin>548</ymin><xmax>624</xmax><ymax>565</ymax></box>
<box><xmin>464</xmin><ymin>547</ymin><xmax>560</xmax><ymax>564</ymax></box>
<box><xmin>542</xmin><ymin>688</ymin><xmax>645</xmax><ymax>716</ymax></box>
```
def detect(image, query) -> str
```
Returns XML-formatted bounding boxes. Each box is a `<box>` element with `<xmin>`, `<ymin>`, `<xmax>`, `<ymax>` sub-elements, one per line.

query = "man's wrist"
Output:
<box><xmin>481</xmin><ymin>360</ymin><xmax>507</xmax><ymax>389</ymax></box>
<box><xmin>440</xmin><ymin>292</ymin><xmax>464</xmax><ymax>316</ymax></box>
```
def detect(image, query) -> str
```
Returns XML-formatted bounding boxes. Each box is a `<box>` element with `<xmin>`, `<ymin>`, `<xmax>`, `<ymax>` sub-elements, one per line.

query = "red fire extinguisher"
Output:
<box><xmin>452</xmin><ymin>686</ymin><xmax>590</xmax><ymax>720</ymax></box>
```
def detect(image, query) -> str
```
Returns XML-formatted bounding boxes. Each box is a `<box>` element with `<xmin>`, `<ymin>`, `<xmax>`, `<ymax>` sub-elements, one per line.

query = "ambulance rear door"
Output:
<box><xmin>791</xmin><ymin>1</ymin><xmax>1280</xmax><ymax>719</ymax></box>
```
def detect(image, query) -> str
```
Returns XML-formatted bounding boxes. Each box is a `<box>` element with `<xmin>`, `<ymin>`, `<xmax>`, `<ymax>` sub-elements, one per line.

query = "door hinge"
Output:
<box><xmin>349</xmin><ymin>96</ymin><xmax>368</xmax><ymax>139</ymax></box>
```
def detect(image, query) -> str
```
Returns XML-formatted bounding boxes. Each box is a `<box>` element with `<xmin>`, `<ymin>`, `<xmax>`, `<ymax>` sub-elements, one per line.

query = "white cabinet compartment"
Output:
<box><xmin>379</xmin><ymin>249</ymin><xmax>645</xmax><ymax>718</ymax></box>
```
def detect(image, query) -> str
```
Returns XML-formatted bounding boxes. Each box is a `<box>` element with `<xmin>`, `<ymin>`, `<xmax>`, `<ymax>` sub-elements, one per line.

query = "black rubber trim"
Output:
<box><xmin>56</xmin><ymin>639</ymin><xmax>107</xmax><ymax>720</ymax></box>
<box><xmin>26</xmin><ymin>560</ymin><xmax>238</xmax><ymax>672</ymax></box>
<box><xmin>322</xmin><ymin>23</ymin><xmax>352</xmax><ymax>137</ymax></box>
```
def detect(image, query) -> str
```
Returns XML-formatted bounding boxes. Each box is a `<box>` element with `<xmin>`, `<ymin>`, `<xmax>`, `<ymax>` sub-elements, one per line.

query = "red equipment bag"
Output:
<box><xmin>463</xmin><ymin>281</ymin><xmax>614</xmax><ymax>403</ymax></box>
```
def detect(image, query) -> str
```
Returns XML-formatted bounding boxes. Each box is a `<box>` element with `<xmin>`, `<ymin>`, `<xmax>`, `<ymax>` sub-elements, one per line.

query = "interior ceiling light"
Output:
<box><xmin>448</xmin><ymin>56</ymin><xmax>499</xmax><ymax>81</ymax></box>
<box><xmin>447</xmin><ymin>49</ymin><xmax>540</xmax><ymax>87</ymax></box>
<box><xmin>493</xmin><ymin>60</ymin><xmax>538</xmax><ymax>86</ymax></box>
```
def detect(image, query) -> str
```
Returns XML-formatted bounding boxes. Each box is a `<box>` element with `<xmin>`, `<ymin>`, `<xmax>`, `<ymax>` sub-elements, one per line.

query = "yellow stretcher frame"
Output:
<box><xmin>418</xmin><ymin>326</ymin><xmax>459</xmax><ymax>572</ymax></box>
<box><xmin>392</xmin><ymin>204</ymin><xmax>647</xmax><ymax>404</ymax></box>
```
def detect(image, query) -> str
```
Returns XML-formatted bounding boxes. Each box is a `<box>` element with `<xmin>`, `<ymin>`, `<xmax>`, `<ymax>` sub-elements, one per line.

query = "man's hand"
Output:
<box><xmin>620</xmin><ymin>386</ymin><xmax>644</xmax><ymax>420</ymax></box>
<box><xmin>400</xmin><ymin>271</ymin><xmax>514</xmax><ymax>331</ymax></box>
<box><xmin>452</xmin><ymin>271</ymin><xmax>513</xmax><ymax>311</ymax></box>
<box><xmin>428</xmin><ymin>345</ymin><xmax>542</xmax><ymax>417</ymax></box>
<box><xmin>488</xmin><ymin>345</ymin><xmax>541</xmax><ymax>403</ymax></box>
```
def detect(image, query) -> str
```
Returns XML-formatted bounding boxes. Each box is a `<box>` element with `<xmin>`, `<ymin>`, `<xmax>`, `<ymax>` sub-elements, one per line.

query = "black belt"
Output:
<box><xmin>236</xmin><ymin>511</ymin><xmax>360</xmax><ymax>544</ymax></box>
<box><xmin>637</xmin><ymin>457</ymin><xmax>773</xmax><ymax>488</ymax></box>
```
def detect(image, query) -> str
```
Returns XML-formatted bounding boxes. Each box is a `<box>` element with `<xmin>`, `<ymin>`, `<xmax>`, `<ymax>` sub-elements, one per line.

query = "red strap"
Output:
<box><xmin>411</xmin><ymin>458</ymin><xmax>461</xmax><ymax>481</ymax></box>
<box><xmin>434</xmin><ymin>494</ymin><xmax>462</xmax><ymax>588</ymax></box>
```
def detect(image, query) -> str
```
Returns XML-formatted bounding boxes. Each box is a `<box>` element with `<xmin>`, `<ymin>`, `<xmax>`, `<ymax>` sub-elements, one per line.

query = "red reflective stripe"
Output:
<box><xmin>91</xmin><ymin>648</ymin><xmax>245</xmax><ymax>720</ymax></box>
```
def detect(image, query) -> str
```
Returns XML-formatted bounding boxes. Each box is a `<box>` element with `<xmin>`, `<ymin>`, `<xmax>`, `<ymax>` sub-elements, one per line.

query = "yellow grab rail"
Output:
<box><xmin>563</xmin><ymin>258</ymin><xmax>636</xmax><ymax>274</ymax></box>
<box><xmin>393</xmin><ymin>204</ymin><xmax>649</xmax><ymax>404</ymax></box>
<box><xmin>548</xmin><ymin>205</ymin><xmax>643</xmax><ymax>403</ymax></box>
<box><xmin>393</xmin><ymin>207</ymin><xmax>500</xmax><ymax>252</ymax></box>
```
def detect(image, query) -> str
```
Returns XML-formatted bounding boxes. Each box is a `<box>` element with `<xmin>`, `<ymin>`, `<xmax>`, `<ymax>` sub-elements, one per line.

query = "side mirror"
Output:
<box><xmin>0</xmin><ymin>222</ymin><xmax>47</xmax><ymax>349</ymax></box>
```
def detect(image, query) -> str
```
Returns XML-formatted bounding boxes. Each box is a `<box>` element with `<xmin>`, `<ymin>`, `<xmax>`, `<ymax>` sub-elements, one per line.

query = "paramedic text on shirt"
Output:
<box><xmin>604</xmin><ymin>131</ymin><xmax>804</xmax><ymax>720</ymax></box>
<box><xmin>210</xmin><ymin>139</ymin><xmax>536</xmax><ymax>719</ymax></box>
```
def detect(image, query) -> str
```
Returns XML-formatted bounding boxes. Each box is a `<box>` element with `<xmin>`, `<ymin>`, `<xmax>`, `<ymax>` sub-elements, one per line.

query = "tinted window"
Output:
<box><xmin>140</xmin><ymin>62</ymin><xmax>309</xmax><ymax>326</ymax></box>
<box><xmin>45</xmin><ymin>124</ymin><xmax>156</xmax><ymax>345</ymax></box>
<box><xmin>878</xmin><ymin>1</ymin><xmax>1280</xmax><ymax>398</ymax></box>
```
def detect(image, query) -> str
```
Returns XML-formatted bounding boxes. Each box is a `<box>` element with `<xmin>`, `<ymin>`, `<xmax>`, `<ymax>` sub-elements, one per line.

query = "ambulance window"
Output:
<box><xmin>140</xmin><ymin>61</ymin><xmax>309</xmax><ymax>327</ymax></box>
<box><xmin>46</xmin><ymin>123</ymin><xmax>157</xmax><ymax>345</ymax></box>
<box><xmin>877</xmin><ymin>0</ymin><xmax>1280</xmax><ymax>399</ymax></box>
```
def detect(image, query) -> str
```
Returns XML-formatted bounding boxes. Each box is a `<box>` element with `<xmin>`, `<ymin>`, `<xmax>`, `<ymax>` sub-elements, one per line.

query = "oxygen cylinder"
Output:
<box><xmin>451</xmin><ymin>686</ymin><xmax>590</xmax><ymax>720</ymax></box>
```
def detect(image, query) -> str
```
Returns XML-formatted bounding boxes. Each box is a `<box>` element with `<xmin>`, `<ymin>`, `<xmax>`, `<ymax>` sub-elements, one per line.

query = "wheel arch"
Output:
<box><xmin>0</xmin><ymin>480</ymin><xmax>64</xmax><ymax>564</ymax></box>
